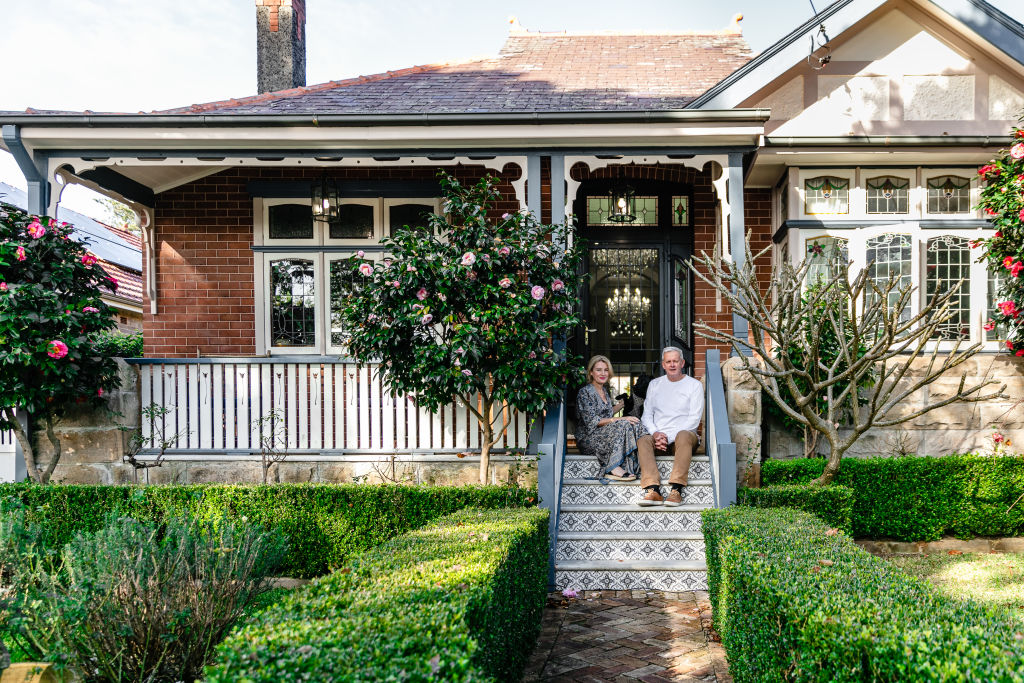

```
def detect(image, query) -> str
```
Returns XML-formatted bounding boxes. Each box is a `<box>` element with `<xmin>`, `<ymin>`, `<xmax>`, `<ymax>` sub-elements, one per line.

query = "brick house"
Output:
<box><xmin>2</xmin><ymin>0</ymin><xmax>1023</xmax><ymax>588</ymax></box>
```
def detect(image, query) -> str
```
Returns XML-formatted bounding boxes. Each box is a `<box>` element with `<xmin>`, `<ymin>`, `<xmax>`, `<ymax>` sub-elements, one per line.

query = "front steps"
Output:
<box><xmin>553</xmin><ymin>453</ymin><xmax>712</xmax><ymax>591</ymax></box>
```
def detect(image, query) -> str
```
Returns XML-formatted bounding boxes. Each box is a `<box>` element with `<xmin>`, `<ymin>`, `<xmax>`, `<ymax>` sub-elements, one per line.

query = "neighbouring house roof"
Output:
<box><xmin>8</xmin><ymin>29</ymin><xmax>753</xmax><ymax>117</ymax></box>
<box><xmin>689</xmin><ymin>0</ymin><xmax>1024</xmax><ymax>110</ymax></box>
<box><xmin>0</xmin><ymin>182</ymin><xmax>143</xmax><ymax>308</ymax></box>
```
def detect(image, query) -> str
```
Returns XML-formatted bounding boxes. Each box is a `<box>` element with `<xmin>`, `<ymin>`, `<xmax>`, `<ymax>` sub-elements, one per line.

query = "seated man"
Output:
<box><xmin>637</xmin><ymin>346</ymin><xmax>704</xmax><ymax>507</ymax></box>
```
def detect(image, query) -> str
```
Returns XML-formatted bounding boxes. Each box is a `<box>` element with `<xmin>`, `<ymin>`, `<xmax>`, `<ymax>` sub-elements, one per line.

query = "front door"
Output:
<box><xmin>576</xmin><ymin>180</ymin><xmax>694</xmax><ymax>394</ymax></box>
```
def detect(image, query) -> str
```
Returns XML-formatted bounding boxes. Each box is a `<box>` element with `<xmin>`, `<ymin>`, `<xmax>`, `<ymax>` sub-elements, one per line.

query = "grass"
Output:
<box><xmin>887</xmin><ymin>552</ymin><xmax>1024</xmax><ymax>623</ymax></box>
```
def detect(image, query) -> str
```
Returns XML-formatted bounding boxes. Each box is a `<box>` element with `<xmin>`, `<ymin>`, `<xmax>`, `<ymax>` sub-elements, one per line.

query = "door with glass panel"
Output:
<box><xmin>575</xmin><ymin>180</ymin><xmax>693</xmax><ymax>394</ymax></box>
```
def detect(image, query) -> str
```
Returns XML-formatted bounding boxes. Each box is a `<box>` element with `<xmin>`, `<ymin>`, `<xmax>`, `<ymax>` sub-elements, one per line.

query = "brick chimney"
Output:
<box><xmin>256</xmin><ymin>0</ymin><xmax>306</xmax><ymax>93</ymax></box>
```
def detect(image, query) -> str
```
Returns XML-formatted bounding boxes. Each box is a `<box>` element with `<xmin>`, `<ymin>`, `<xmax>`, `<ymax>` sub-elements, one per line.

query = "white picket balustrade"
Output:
<box><xmin>132</xmin><ymin>359</ymin><xmax>530</xmax><ymax>454</ymax></box>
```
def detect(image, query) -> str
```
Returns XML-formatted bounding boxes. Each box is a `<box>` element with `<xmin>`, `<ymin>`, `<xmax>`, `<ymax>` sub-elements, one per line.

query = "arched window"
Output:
<box><xmin>866</xmin><ymin>234</ymin><xmax>912</xmax><ymax>321</ymax></box>
<box><xmin>804</xmin><ymin>176</ymin><xmax>849</xmax><ymax>214</ymax></box>
<box><xmin>866</xmin><ymin>176</ymin><xmax>909</xmax><ymax>214</ymax></box>
<box><xmin>926</xmin><ymin>175</ymin><xmax>971</xmax><ymax>214</ymax></box>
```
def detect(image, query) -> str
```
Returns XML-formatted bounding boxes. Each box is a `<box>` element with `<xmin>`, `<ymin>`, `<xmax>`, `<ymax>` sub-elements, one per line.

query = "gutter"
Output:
<box><xmin>765</xmin><ymin>135</ymin><xmax>1008</xmax><ymax>147</ymax></box>
<box><xmin>0</xmin><ymin>109</ymin><xmax>772</xmax><ymax>128</ymax></box>
<box><xmin>1</xmin><ymin>125</ymin><xmax>49</xmax><ymax>215</ymax></box>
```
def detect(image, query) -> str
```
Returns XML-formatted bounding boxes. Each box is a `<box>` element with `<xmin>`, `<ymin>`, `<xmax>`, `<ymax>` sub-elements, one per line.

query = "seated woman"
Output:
<box><xmin>575</xmin><ymin>355</ymin><xmax>655</xmax><ymax>481</ymax></box>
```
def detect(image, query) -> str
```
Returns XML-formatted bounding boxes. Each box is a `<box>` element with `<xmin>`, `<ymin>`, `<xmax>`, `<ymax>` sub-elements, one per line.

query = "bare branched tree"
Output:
<box><xmin>253</xmin><ymin>409</ymin><xmax>288</xmax><ymax>484</ymax></box>
<box><xmin>692</xmin><ymin>238</ymin><xmax>1006</xmax><ymax>485</ymax></box>
<box><xmin>122</xmin><ymin>404</ymin><xmax>192</xmax><ymax>484</ymax></box>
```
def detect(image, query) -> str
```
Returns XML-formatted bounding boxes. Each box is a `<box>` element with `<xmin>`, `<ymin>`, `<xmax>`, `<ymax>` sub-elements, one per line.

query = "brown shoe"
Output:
<box><xmin>664</xmin><ymin>489</ymin><xmax>683</xmax><ymax>507</ymax></box>
<box><xmin>638</xmin><ymin>488</ymin><xmax>663</xmax><ymax>507</ymax></box>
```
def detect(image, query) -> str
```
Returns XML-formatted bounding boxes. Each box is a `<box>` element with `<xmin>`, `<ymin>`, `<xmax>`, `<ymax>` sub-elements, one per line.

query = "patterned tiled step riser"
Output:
<box><xmin>555</xmin><ymin>538</ymin><xmax>706</xmax><ymax>562</ymax></box>
<box><xmin>560</xmin><ymin>483</ymin><xmax>713</xmax><ymax>507</ymax></box>
<box><xmin>555</xmin><ymin>569</ymin><xmax>708</xmax><ymax>592</ymax></box>
<box><xmin>562</xmin><ymin>458</ymin><xmax>710</xmax><ymax>481</ymax></box>
<box><xmin>558</xmin><ymin>510</ymin><xmax>703</xmax><ymax>533</ymax></box>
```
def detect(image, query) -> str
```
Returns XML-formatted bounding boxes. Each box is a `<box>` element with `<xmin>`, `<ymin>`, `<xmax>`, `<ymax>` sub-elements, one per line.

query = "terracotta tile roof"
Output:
<box><xmin>99</xmin><ymin>259</ymin><xmax>143</xmax><ymax>307</ymax></box>
<box><xmin>143</xmin><ymin>28</ymin><xmax>753</xmax><ymax>116</ymax></box>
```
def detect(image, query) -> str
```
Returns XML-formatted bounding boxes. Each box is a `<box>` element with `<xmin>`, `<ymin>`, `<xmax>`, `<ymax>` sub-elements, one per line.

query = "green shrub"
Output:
<box><xmin>739</xmin><ymin>483</ymin><xmax>853</xmax><ymax>534</ymax></box>
<box><xmin>5</xmin><ymin>514</ymin><xmax>285</xmax><ymax>682</ymax></box>
<box><xmin>702</xmin><ymin>506</ymin><xmax>1024</xmax><ymax>682</ymax></box>
<box><xmin>762</xmin><ymin>454</ymin><xmax>1024</xmax><ymax>540</ymax></box>
<box><xmin>90</xmin><ymin>329</ymin><xmax>143</xmax><ymax>357</ymax></box>
<box><xmin>0</xmin><ymin>483</ymin><xmax>536</xmax><ymax>578</ymax></box>
<box><xmin>208</xmin><ymin>507</ymin><xmax>549</xmax><ymax>683</ymax></box>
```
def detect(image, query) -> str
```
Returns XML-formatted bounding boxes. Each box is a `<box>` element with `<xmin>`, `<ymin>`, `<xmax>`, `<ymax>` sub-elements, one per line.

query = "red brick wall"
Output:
<box><xmin>145</xmin><ymin>164</ymin><xmax>522</xmax><ymax>357</ymax></box>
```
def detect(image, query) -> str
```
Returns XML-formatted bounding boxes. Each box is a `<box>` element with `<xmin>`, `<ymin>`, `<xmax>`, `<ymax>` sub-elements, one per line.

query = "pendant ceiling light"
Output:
<box><xmin>607</xmin><ymin>182</ymin><xmax>636</xmax><ymax>223</ymax></box>
<box><xmin>311</xmin><ymin>175</ymin><xmax>340</xmax><ymax>223</ymax></box>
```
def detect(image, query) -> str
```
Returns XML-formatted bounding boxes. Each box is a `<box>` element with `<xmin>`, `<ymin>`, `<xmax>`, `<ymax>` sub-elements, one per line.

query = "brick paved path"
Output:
<box><xmin>523</xmin><ymin>590</ymin><xmax>731</xmax><ymax>683</ymax></box>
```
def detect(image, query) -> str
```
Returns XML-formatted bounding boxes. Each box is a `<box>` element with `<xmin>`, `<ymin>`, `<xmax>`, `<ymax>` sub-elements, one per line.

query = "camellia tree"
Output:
<box><xmin>974</xmin><ymin>123</ymin><xmax>1024</xmax><ymax>352</ymax></box>
<box><xmin>338</xmin><ymin>173</ymin><xmax>585</xmax><ymax>483</ymax></box>
<box><xmin>0</xmin><ymin>203</ymin><xmax>122</xmax><ymax>484</ymax></box>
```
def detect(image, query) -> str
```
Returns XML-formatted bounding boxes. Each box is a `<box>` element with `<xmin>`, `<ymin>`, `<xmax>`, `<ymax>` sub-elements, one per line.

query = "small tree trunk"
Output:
<box><xmin>479</xmin><ymin>396</ymin><xmax>494</xmax><ymax>485</ymax></box>
<box><xmin>3</xmin><ymin>407</ymin><xmax>41</xmax><ymax>484</ymax></box>
<box><xmin>811</xmin><ymin>441</ymin><xmax>846</xmax><ymax>485</ymax></box>
<box><xmin>40</xmin><ymin>413</ymin><xmax>62</xmax><ymax>484</ymax></box>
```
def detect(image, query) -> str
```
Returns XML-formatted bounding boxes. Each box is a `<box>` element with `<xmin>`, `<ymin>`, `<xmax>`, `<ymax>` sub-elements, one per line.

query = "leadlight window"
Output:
<box><xmin>925</xmin><ymin>236</ymin><xmax>971</xmax><ymax>340</ymax></box>
<box><xmin>927</xmin><ymin>176</ymin><xmax>971</xmax><ymax>214</ymax></box>
<box><xmin>388</xmin><ymin>202</ymin><xmax>435</xmax><ymax>236</ymax></box>
<box><xmin>805</xmin><ymin>236</ymin><xmax>849</xmax><ymax>284</ymax></box>
<box><xmin>671</xmin><ymin>196</ymin><xmax>689</xmax><ymax>226</ymax></box>
<box><xmin>866</xmin><ymin>176</ymin><xmax>909</xmax><ymax>214</ymax></box>
<box><xmin>329</xmin><ymin>257</ymin><xmax>368</xmax><ymax>348</ymax></box>
<box><xmin>268</xmin><ymin>204</ymin><xmax>313</xmax><ymax>240</ymax></box>
<box><xmin>329</xmin><ymin>203</ymin><xmax>375</xmax><ymax>240</ymax></box>
<box><xmin>987</xmin><ymin>268</ymin><xmax>1009</xmax><ymax>341</ymax></box>
<box><xmin>673</xmin><ymin>257</ymin><xmax>690</xmax><ymax>342</ymax></box>
<box><xmin>587</xmin><ymin>196</ymin><xmax>658</xmax><ymax>226</ymax></box>
<box><xmin>270</xmin><ymin>258</ymin><xmax>317</xmax><ymax>348</ymax></box>
<box><xmin>804</xmin><ymin>176</ymin><xmax>849</xmax><ymax>214</ymax></box>
<box><xmin>866</xmin><ymin>234</ymin><xmax>912</xmax><ymax>322</ymax></box>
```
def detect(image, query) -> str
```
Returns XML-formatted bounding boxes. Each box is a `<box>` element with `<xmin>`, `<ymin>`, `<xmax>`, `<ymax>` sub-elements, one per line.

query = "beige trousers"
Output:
<box><xmin>640</xmin><ymin>430</ymin><xmax>697</xmax><ymax>489</ymax></box>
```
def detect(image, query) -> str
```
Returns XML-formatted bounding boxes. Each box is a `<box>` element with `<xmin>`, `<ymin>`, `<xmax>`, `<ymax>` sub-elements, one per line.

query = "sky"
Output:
<box><xmin>2</xmin><ymin>0</ymin><xmax>1023</xmax><ymax>221</ymax></box>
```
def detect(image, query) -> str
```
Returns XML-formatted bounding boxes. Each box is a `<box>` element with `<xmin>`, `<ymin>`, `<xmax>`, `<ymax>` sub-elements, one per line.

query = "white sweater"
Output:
<box><xmin>641</xmin><ymin>375</ymin><xmax>704</xmax><ymax>443</ymax></box>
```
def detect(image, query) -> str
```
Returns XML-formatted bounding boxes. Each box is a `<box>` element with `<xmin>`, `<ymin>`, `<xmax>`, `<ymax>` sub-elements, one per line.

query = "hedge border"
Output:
<box><xmin>207</xmin><ymin>507</ymin><xmax>550</xmax><ymax>682</ymax></box>
<box><xmin>738</xmin><ymin>483</ymin><xmax>853</xmax><ymax>534</ymax></box>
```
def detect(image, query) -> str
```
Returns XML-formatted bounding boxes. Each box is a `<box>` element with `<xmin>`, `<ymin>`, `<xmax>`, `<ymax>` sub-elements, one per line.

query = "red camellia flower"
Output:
<box><xmin>984</xmin><ymin>320</ymin><xmax>996</xmax><ymax>331</ymax></box>
<box><xmin>81</xmin><ymin>253</ymin><xmax>98</xmax><ymax>266</ymax></box>
<box><xmin>1012</xmin><ymin>262</ymin><xmax>1024</xmax><ymax>278</ymax></box>
<box><xmin>1018</xmin><ymin>350</ymin><xmax>1024</xmax><ymax>357</ymax></box>
<box><xmin>1011</xmin><ymin>143</ymin><xmax>1024</xmax><ymax>159</ymax></box>
<box><xmin>995</xmin><ymin>231</ymin><xmax>1003</xmax><ymax>238</ymax></box>
<box><xmin>15</xmin><ymin>246</ymin><xmax>26</xmax><ymax>261</ymax></box>
<box><xmin>47</xmin><ymin>340</ymin><xmax>69</xmax><ymax>359</ymax></box>
<box><xmin>1019</xmin><ymin>207</ymin><xmax>1024</xmax><ymax>221</ymax></box>
<box><xmin>1004</xmin><ymin>256</ymin><xmax>1015</xmax><ymax>269</ymax></box>
<box><xmin>986</xmin><ymin>207</ymin><xmax>998</xmax><ymax>216</ymax></box>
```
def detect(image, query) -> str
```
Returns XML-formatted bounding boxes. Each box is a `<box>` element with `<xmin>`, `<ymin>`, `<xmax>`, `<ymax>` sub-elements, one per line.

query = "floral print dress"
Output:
<box><xmin>575</xmin><ymin>383</ymin><xmax>648</xmax><ymax>478</ymax></box>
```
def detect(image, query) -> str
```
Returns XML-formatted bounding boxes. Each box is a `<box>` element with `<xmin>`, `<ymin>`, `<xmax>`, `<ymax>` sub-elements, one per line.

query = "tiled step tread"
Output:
<box><xmin>558</xmin><ymin>510</ymin><xmax>703</xmax><ymax>533</ymax></box>
<box><xmin>557</xmin><ymin>530</ymin><xmax>704</xmax><ymax>540</ymax></box>
<box><xmin>560</xmin><ymin>503</ymin><xmax>707</xmax><ymax>512</ymax></box>
<box><xmin>556</xmin><ymin>538</ymin><xmax>705</xmax><ymax>562</ymax></box>
<box><xmin>561</xmin><ymin>483</ymin><xmax>714</xmax><ymax>507</ymax></box>
<box><xmin>562</xmin><ymin>456</ymin><xmax>710</xmax><ymax>481</ymax></box>
<box><xmin>561</xmin><ymin>478</ymin><xmax>712</xmax><ymax>486</ymax></box>
<box><xmin>556</xmin><ymin>559</ymin><xmax>705</xmax><ymax>571</ymax></box>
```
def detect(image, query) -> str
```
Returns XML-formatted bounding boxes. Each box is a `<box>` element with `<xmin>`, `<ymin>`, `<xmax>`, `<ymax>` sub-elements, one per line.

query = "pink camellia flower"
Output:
<box><xmin>562</xmin><ymin>588</ymin><xmax>578</xmax><ymax>599</ymax></box>
<box><xmin>455</xmin><ymin>346</ymin><xmax>465</xmax><ymax>355</ymax></box>
<box><xmin>1012</xmin><ymin>262</ymin><xmax>1024</xmax><ymax>278</ymax></box>
<box><xmin>47</xmin><ymin>340</ymin><xmax>69</xmax><ymax>359</ymax></box>
<box><xmin>979</xmin><ymin>164</ymin><xmax>1000</xmax><ymax>176</ymax></box>
<box><xmin>460</xmin><ymin>252</ymin><xmax>476</xmax><ymax>266</ymax></box>
<box><xmin>461</xmin><ymin>369</ymin><xmax>472</xmax><ymax>376</ymax></box>
<box><xmin>498</xmin><ymin>246</ymin><xmax>511</xmax><ymax>257</ymax></box>
<box><xmin>392</xmin><ymin>280</ymin><xmax>401</xmax><ymax>288</ymax></box>
<box><xmin>438</xmin><ymin>293</ymin><xmax>447</xmax><ymax>302</ymax></box>
<box><xmin>358</xmin><ymin>263</ymin><xmax>373</xmax><ymax>276</ymax></box>
<box><xmin>406</xmin><ymin>264</ymin><xmax>417</xmax><ymax>272</ymax></box>
<box><xmin>467</xmin><ymin>271</ymin><xmax>477</xmax><ymax>281</ymax></box>
<box><xmin>83</xmin><ymin>306</ymin><xmax>99</xmax><ymax>313</ymax></box>
<box><xmin>412</xmin><ymin>303</ymin><xmax>424</xmax><ymax>311</ymax></box>
<box><xmin>531</xmin><ymin>285</ymin><xmax>545</xmax><ymax>300</ymax></box>
<box><xmin>416</xmin><ymin>287</ymin><xmax>429</xmax><ymax>300</ymax></box>
<box><xmin>984</xmin><ymin>320</ymin><xmax>996</xmax><ymax>331</ymax></box>
<box><xmin>356</xmin><ymin>250</ymin><xmax>365</xmax><ymax>258</ymax></box>
<box><xmin>528</xmin><ymin>351</ymin><xmax>537</xmax><ymax>359</ymax></box>
<box><xmin>16</xmin><ymin>246</ymin><xmax>26</xmax><ymax>261</ymax></box>
<box><xmin>481</xmin><ymin>253</ymin><xmax>490</xmax><ymax>262</ymax></box>
<box><xmin>551</xmin><ymin>278</ymin><xmax>565</xmax><ymax>292</ymax></box>
<box><xmin>499</xmin><ymin>277</ymin><xmax>513</xmax><ymax>289</ymax></box>
<box><xmin>107</xmin><ymin>277</ymin><xmax>118</xmax><ymax>290</ymax></box>
<box><xmin>993</xmin><ymin>432</ymin><xmax>1005</xmax><ymax>443</ymax></box>
<box><xmin>97</xmin><ymin>388</ymin><xmax>104</xmax><ymax>398</ymax></box>
<box><xmin>501</xmin><ymin>213</ymin><xmax>510</xmax><ymax>220</ymax></box>
<box><xmin>0</xmin><ymin>282</ymin><xmax>6</xmax><ymax>291</ymax></box>
<box><xmin>421</xmin><ymin>314</ymin><xmax>433</xmax><ymax>325</ymax></box>
<box><xmin>1004</xmin><ymin>256</ymin><xmax>1015</xmax><ymax>269</ymax></box>
<box><xmin>27</xmin><ymin>221</ymin><xmax>45</xmax><ymax>239</ymax></box>
<box><xmin>81</xmin><ymin>253</ymin><xmax>97</xmax><ymax>266</ymax></box>
<box><xmin>1018</xmin><ymin>207</ymin><xmax>1024</xmax><ymax>221</ymax></box>
<box><xmin>998</xmin><ymin>300</ymin><xmax>1019</xmax><ymax>317</ymax></box>
<box><xmin>1011</xmin><ymin>143</ymin><xmax>1024</xmax><ymax>159</ymax></box>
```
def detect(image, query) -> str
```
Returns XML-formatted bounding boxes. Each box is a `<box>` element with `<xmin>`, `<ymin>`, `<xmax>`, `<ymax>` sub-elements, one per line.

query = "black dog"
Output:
<box><xmin>615</xmin><ymin>373</ymin><xmax>654</xmax><ymax>419</ymax></box>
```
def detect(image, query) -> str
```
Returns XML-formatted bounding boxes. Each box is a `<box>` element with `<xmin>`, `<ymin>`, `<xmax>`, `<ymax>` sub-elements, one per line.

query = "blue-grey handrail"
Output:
<box><xmin>536</xmin><ymin>392</ymin><xmax>567</xmax><ymax>589</ymax></box>
<box><xmin>705</xmin><ymin>349</ymin><xmax>737</xmax><ymax>508</ymax></box>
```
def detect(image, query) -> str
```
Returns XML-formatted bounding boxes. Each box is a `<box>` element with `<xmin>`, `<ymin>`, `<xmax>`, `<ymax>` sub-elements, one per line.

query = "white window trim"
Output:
<box><xmin>862</xmin><ymin>171</ymin><xmax>915</xmax><ymax>217</ymax></box>
<box><xmin>264</xmin><ymin>252</ymin><xmax>323</xmax><ymax>356</ymax></box>
<box><xmin>921</xmin><ymin>168</ymin><xmax>980</xmax><ymax>218</ymax></box>
<box><xmin>383</xmin><ymin>198</ymin><xmax>443</xmax><ymax>239</ymax></box>
<box><xmin>262</xmin><ymin>197</ymin><xmax>319</xmax><ymax>246</ymax></box>
<box><xmin>325</xmin><ymin>198</ymin><xmax>382</xmax><ymax>246</ymax></box>
<box><xmin>798</xmin><ymin>170</ymin><xmax>855</xmax><ymax>218</ymax></box>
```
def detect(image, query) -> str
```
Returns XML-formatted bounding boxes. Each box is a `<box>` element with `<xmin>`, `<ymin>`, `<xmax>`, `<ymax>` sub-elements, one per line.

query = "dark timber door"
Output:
<box><xmin>576</xmin><ymin>179</ymin><xmax>694</xmax><ymax>392</ymax></box>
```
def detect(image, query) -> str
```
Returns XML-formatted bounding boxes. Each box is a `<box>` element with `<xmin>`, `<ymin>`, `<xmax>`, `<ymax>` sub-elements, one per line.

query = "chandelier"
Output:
<box><xmin>590</xmin><ymin>248</ymin><xmax>657</xmax><ymax>276</ymax></box>
<box><xmin>605</xmin><ymin>287</ymin><xmax>651</xmax><ymax>323</ymax></box>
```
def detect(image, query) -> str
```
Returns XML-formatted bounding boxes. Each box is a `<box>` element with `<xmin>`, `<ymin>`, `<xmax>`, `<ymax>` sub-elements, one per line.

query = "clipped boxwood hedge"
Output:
<box><xmin>738</xmin><ymin>483</ymin><xmax>853</xmax><ymax>534</ymax></box>
<box><xmin>762</xmin><ymin>454</ymin><xmax>1024</xmax><ymax>540</ymax></box>
<box><xmin>0</xmin><ymin>483</ymin><xmax>535</xmax><ymax>577</ymax></box>
<box><xmin>207</xmin><ymin>507</ymin><xmax>549</xmax><ymax>683</ymax></box>
<box><xmin>702</xmin><ymin>506</ymin><xmax>1024</xmax><ymax>682</ymax></box>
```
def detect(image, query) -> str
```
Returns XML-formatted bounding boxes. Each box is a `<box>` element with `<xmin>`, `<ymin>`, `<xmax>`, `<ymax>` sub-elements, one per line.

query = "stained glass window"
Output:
<box><xmin>270</xmin><ymin>259</ymin><xmax>316</xmax><ymax>347</ymax></box>
<box><xmin>866</xmin><ymin>234</ymin><xmax>912</xmax><ymax>321</ymax></box>
<box><xmin>987</xmin><ymin>268</ymin><xmax>1009</xmax><ymax>341</ymax></box>
<box><xmin>671</xmin><ymin>196</ymin><xmax>689</xmax><ymax>226</ymax></box>
<box><xmin>330</xmin><ymin>203</ymin><xmax>375</xmax><ymax>240</ymax></box>
<box><xmin>389</xmin><ymin>203</ymin><xmax>434</xmax><ymax>236</ymax></box>
<box><xmin>805</xmin><ymin>236</ymin><xmax>849</xmax><ymax>284</ymax></box>
<box><xmin>673</xmin><ymin>257</ymin><xmax>689</xmax><ymax>342</ymax></box>
<box><xmin>866</xmin><ymin>176</ymin><xmax>909</xmax><ymax>214</ymax></box>
<box><xmin>925</xmin><ymin>236</ymin><xmax>971</xmax><ymax>340</ymax></box>
<box><xmin>268</xmin><ymin>204</ymin><xmax>313</xmax><ymax>240</ymax></box>
<box><xmin>927</xmin><ymin>176</ymin><xmax>971</xmax><ymax>214</ymax></box>
<box><xmin>587</xmin><ymin>196</ymin><xmax>658</xmax><ymax>226</ymax></box>
<box><xmin>329</xmin><ymin>258</ymin><xmax>366</xmax><ymax>348</ymax></box>
<box><xmin>804</xmin><ymin>176</ymin><xmax>849</xmax><ymax>214</ymax></box>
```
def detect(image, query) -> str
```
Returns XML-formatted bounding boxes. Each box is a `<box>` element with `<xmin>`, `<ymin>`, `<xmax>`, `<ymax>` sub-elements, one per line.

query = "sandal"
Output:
<box><xmin>605</xmin><ymin>472</ymin><xmax>637</xmax><ymax>481</ymax></box>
